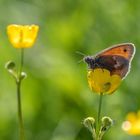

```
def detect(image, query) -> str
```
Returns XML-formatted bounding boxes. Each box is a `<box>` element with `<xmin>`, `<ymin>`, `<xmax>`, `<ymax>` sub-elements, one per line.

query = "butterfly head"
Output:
<box><xmin>84</xmin><ymin>56</ymin><xmax>96</xmax><ymax>69</ymax></box>
<box><xmin>84</xmin><ymin>56</ymin><xmax>92</xmax><ymax>63</ymax></box>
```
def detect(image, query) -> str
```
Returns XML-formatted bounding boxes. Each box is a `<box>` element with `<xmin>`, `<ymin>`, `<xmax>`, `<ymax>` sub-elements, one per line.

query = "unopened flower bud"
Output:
<box><xmin>5</xmin><ymin>61</ymin><xmax>18</xmax><ymax>80</ymax></box>
<box><xmin>20</xmin><ymin>72</ymin><xmax>27</xmax><ymax>80</ymax></box>
<box><xmin>101</xmin><ymin>116</ymin><xmax>113</xmax><ymax>131</ymax></box>
<box><xmin>83</xmin><ymin>117</ymin><xmax>95</xmax><ymax>133</ymax></box>
<box><xmin>5</xmin><ymin>61</ymin><xmax>16</xmax><ymax>71</ymax></box>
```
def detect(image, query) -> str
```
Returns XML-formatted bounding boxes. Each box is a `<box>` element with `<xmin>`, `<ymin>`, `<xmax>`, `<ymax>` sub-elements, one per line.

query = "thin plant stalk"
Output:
<box><xmin>19</xmin><ymin>48</ymin><xmax>24</xmax><ymax>75</ymax></box>
<box><xmin>16</xmin><ymin>48</ymin><xmax>25</xmax><ymax>140</ymax></box>
<box><xmin>96</xmin><ymin>93</ymin><xmax>103</xmax><ymax>140</ymax></box>
<box><xmin>97</xmin><ymin>93</ymin><xmax>103</xmax><ymax>124</ymax></box>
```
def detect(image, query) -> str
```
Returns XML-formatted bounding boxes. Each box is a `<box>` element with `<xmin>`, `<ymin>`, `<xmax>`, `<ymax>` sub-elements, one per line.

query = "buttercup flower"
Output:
<box><xmin>122</xmin><ymin>111</ymin><xmax>140</xmax><ymax>135</ymax></box>
<box><xmin>87</xmin><ymin>68</ymin><xmax>121</xmax><ymax>94</ymax></box>
<box><xmin>7</xmin><ymin>24</ymin><xmax>39</xmax><ymax>48</ymax></box>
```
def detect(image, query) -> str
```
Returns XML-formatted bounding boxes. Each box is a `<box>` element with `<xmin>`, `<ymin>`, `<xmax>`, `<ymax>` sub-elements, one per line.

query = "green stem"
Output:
<box><xmin>19</xmin><ymin>48</ymin><xmax>24</xmax><ymax>76</ymax></box>
<box><xmin>17</xmin><ymin>81</ymin><xmax>24</xmax><ymax>140</ymax></box>
<box><xmin>17</xmin><ymin>48</ymin><xmax>25</xmax><ymax>140</ymax></box>
<box><xmin>96</xmin><ymin>93</ymin><xmax>103</xmax><ymax>140</ymax></box>
<box><xmin>97</xmin><ymin>93</ymin><xmax>103</xmax><ymax>124</ymax></box>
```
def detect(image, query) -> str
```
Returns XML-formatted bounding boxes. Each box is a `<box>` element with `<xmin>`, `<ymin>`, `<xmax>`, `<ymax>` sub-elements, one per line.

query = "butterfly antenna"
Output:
<box><xmin>75</xmin><ymin>51</ymin><xmax>86</xmax><ymax>57</ymax></box>
<box><xmin>77</xmin><ymin>59</ymin><xmax>84</xmax><ymax>64</ymax></box>
<box><xmin>75</xmin><ymin>51</ymin><xmax>87</xmax><ymax>64</ymax></box>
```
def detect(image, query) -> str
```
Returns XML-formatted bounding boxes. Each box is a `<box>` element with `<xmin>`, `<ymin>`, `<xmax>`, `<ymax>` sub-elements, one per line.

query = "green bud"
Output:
<box><xmin>20</xmin><ymin>72</ymin><xmax>27</xmax><ymax>80</ymax></box>
<box><xmin>5</xmin><ymin>61</ymin><xmax>16</xmax><ymax>71</ymax></box>
<box><xmin>102</xmin><ymin>116</ymin><xmax>113</xmax><ymax>126</ymax></box>
<box><xmin>101</xmin><ymin>116</ymin><xmax>113</xmax><ymax>131</ymax></box>
<box><xmin>83</xmin><ymin>117</ymin><xmax>95</xmax><ymax>133</ymax></box>
<box><xmin>5</xmin><ymin>61</ymin><xmax>18</xmax><ymax>80</ymax></box>
<box><xmin>98</xmin><ymin>116</ymin><xmax>113</xmax><ymax>139</ymax></box>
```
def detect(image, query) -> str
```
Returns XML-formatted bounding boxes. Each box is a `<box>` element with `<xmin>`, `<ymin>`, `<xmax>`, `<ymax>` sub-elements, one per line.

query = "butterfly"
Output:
<box><xmin>84</xmin><ymin>43</ymin><xmax>136</xmax><ymax>79</ymax></box>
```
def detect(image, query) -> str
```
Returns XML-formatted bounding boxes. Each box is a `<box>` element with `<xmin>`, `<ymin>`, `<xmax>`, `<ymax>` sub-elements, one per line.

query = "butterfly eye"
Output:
<box><xmin>84</xmin><ymin>56</ymin><xmax>93</xmax><ymax>63</ymax></box>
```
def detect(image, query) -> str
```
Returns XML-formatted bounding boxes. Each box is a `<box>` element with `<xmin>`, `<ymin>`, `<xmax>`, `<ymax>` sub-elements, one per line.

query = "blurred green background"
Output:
<box><xmin>0</xmin><ymin>0</ymin><xmax>139</xmax><ymax>140</ymax></box>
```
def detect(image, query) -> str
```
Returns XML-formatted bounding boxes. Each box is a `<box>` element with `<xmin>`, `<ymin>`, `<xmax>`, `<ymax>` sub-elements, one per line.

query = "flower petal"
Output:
<box><xmin>107</xmin><ymin>74</ymin><xmax>121</xmax><ymax>94</ymax></box>
<box><xmin>92</xmin><ymin>69</ymin><xmax>110</xmax><ymax>86</ymax></box>
<box><xmin>88</xmin><ymin>70</ymin><xmax>100</xmax><ymax>93</ymax></box>
<box><xmin>122</xmin><ymin>111</ymin><xmax>140</xmax><ymax>135</ymax></box>
<box><xmin>7</xmin><ymin>24</ymin><xmax>39</xmax><ymax>48</ymax></box>
<box><xmin>22</xmin><ymin>25</ymin><xmax>39</xmax><ymax>48</ymax></box>
<box><xmin>7</xmin><ymin>25</ymin><xmax>22</xmax><ymax>48</ymax></box>
<box><xmin>87</xmin><ymin>68</ymin><xmax>121</xmax><ymax>94</ymax></box>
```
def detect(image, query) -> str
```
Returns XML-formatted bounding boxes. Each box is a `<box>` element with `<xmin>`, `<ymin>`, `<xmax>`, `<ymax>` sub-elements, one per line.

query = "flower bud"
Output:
<box><xmin>101</xmin><ymin>116</ymin><xmax>113</xmax><ymax>131</ymax></box>
<box><xmin>5</xmin><ymin>61</ymin><xmax>16</xmax><ymax>71</ymax></box>
<box><xmin>5</xmin><ymin>61</ymin><xmax>18</xmax><ymax>80</ymax></box>
<box><xmin>83</xmin><ymin>117</ymin><xmax>95</xmax><ymax>133</ymax></box>
<box><xmin>20</xmin><ymin>72</ymin><xmax>27</xmax><ymax>80</ymax></box>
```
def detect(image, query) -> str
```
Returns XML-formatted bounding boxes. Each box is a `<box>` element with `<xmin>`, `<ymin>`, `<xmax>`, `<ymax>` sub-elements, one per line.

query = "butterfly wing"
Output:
<box><xmin>95</xmin><ymin>43</ymin><xmax>135</xmax><ymax>79</ymax></box>
<box><xmin>97</xmin><ymin>43</ymin><xmax>135</xmax><ymax>60</ymax></box>
<box><xmin>95</xmin><ymin>55</ymin><xmax>129</xmax><ymax>78</ymax></box>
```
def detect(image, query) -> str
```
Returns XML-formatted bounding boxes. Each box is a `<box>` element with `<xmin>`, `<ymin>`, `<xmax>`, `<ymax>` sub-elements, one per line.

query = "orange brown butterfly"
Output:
<box><xmin>84</xmin><ymin>43</ymin><xmax>135</xmax><ymax>79</ymax></box>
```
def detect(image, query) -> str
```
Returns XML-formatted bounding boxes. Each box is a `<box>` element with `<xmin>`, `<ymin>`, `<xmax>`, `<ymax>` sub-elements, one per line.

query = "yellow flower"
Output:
<box><xmin>87</xmin><ymin>68</ymin><xmax>121</xmax><ymax>94</ymax></box>
<box><xmin>122</xmin><ymin>111</ymin><xmax>140</xmax><ymax>135</ymax></box>
<box><xmin>7</xmin><ymin>24</ymin><xmax>39</xmax><ymax>48</ymax></box>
